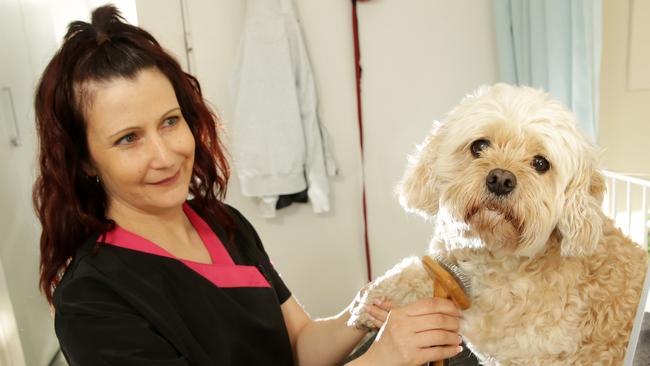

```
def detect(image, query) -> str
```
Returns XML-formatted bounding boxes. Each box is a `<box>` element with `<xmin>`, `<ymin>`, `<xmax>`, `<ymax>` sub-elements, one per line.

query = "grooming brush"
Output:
<box><xmin>421</xmin><ymin>255</ymin><xmax>471</xmax><ymax>366</ymax></box>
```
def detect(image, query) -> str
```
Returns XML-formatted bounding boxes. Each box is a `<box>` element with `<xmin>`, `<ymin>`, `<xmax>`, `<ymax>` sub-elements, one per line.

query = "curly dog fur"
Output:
<box><xmin>350</xmin><ymin>84</ymin><xmax>648</xmax><ymax>365</ymax></box>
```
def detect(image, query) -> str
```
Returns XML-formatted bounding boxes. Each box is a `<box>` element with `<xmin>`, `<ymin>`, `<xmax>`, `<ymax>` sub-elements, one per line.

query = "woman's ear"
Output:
<box><xmin>395</xmin><ymin>122</ymin><xmax>444</xmax><ymax>218</ymax></box>
<box><xmin>557</xmin><ymin>168</ymin><xmax>604</xmax><ymax>257</ymax></box>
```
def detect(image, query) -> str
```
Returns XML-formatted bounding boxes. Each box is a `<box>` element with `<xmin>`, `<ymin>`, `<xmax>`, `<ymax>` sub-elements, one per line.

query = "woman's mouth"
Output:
<box><xmin>151</xmin><ymin>169</ymin><xmax>180</xmax><ymax>186</ymax></box>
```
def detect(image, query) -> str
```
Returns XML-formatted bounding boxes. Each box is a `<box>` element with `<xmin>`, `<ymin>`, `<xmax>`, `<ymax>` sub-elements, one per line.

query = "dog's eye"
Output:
<box><xmin>532</xmin><ymin>155</ymin><xmax>550</xmax><ymax>173</ymax></box>
<box><xmin>470</xmin><ymin>139</ymin><xmax>491</xmax><ymax>157</ymax></box>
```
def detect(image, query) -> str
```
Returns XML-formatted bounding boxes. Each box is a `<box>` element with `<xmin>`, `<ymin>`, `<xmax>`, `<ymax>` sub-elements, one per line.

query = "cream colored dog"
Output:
<box><xmin>349</xmin><ymin>84</ymin><xmax>648</xmax><ymax>365</ymax></box>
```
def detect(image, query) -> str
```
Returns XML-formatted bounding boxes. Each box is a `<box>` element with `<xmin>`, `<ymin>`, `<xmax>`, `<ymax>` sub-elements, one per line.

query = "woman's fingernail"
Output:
<box><xmin>457</xmin><ymin>346</ymin><xmax>463</xmax><ymax>353</ymax></box>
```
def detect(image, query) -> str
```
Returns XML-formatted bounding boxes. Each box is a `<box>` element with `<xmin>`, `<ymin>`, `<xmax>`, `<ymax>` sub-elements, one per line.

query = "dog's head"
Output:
<box><xmin>398</xmin><ymin>84</ymin><xmax>604</xmax><ymax>258</ymax></box>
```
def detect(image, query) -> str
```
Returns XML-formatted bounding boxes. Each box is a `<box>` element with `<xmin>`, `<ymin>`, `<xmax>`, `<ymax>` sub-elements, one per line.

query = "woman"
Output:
<box><xmin>33</xmin><ymin>5</ymin><xmax>463</xmax><ymax>365</ymax></box>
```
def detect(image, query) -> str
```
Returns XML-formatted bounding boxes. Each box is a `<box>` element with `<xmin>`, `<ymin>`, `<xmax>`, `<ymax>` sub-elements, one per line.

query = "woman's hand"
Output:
<box><xmin>358</xmin><ymin>297</ymin><xmax>463</xmax><ymax>366</ymax></box>
<box><xmin>364</xmin><ymin>299</ymin><xmax>392</xmax><ymax>329</ymax></box>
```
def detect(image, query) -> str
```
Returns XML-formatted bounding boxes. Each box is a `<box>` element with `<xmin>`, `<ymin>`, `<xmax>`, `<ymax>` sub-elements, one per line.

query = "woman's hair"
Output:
<box><xmin>33</xmin><ymin>5</ymin><xmax>232</xmax><ymax>304</ymax></box>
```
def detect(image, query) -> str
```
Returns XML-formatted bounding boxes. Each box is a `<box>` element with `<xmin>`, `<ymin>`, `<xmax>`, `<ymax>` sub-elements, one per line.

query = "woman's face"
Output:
<box><xmin>84</xmin><ymin>67</ymin><xmax>195</xmax><ymax>216</ymax></box>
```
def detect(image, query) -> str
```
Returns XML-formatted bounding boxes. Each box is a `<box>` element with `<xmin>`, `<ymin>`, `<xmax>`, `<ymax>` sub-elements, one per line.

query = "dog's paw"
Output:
<box><xmin>347</xmin><ymin>256</ymin><xmax>433</xmax><ymax>330</ymax></box>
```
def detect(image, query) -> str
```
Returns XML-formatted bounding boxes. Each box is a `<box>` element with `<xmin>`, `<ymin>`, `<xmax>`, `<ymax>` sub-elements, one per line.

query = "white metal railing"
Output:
<box><xmin>602</xmin><ymin>170</ymin><xmax>650</xmax><ymax>250</ymax></box>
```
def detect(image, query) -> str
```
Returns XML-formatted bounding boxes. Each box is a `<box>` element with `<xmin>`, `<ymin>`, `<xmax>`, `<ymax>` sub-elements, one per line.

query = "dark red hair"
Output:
<box><xmin>33</xmin><ymin>5</ymin><xmax>232</xmax><ymax>305</ymax></box>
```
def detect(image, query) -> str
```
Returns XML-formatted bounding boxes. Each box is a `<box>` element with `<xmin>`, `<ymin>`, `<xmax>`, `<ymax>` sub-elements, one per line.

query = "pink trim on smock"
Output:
<box><xmin>101</xmin><ymin>203</ymin><xmax>271</xmax><ymax>288</ymax></box>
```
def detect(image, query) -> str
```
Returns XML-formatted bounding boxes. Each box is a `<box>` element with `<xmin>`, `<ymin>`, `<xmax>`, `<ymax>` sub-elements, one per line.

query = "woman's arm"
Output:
<box><xmin>281</xmin><ymin>295</ymin><xmax>375</xmax><ymax>366</ymax></box>
<box><xmin>281</xmin><ymin>295</ymin><xmax>462</xmax><ymax>366</ymax></box>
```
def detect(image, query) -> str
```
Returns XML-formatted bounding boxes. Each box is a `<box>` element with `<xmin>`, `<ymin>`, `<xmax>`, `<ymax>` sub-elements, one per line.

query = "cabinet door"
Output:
<box><xmin>0</xmin><ymin>0</ymin><xmax>60</xmax><ymax>365</ymax></box>
<box><xmin>0</xmin><ymin>258</ymin><xmax>26</xmax><ymax>366</ymax></box>
<box><xmin>0</xmin><ymin>0</ymin><xmax>34</xmax><ymax>363</ymax></box>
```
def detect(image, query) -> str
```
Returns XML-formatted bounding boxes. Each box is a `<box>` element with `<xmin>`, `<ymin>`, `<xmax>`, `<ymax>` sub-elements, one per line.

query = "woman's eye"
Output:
<box><xmin>532</xmin><ymin>155</ymin><xmax>550</xmax><ymax>173</ymax></box>
<box><xmin>116</xmin><ymin>133</ymin><xmax>137</xmax><ymax>146</ymax></box>
<box><xmin>470</xmin><ymin>139</ymin><xmax>491</xmax><ymax>157</ymax></box>
<box><xmin>163</xmin><ymin>116</ymin><xmax>179</xmax><ymax>127</ymax></box>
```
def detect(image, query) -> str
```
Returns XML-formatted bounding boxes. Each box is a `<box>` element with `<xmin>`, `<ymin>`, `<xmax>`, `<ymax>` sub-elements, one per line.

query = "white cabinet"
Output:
<box><xmin>0</xmin><ymin>0</ymin><xmax>63</xmax><ymax>365</ymax></box>
<box><xmin>0</xmin><ymin>258</ymin><xmax>26</xmax><ymax>366</ymax></box>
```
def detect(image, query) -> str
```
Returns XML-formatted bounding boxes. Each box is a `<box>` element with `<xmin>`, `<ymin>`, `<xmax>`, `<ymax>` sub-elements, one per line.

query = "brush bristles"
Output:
<box><xmin>432</xmin><ymin>254</ymin><xmax>472</xmax><ymax>295</ymax></box>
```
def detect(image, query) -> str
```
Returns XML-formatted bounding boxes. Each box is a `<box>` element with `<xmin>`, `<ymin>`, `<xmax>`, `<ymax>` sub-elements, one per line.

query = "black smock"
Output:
<box><xmin>53</xmin><ymin>202</ymin><xmax>295</xmax><ymax>366</ymax></box>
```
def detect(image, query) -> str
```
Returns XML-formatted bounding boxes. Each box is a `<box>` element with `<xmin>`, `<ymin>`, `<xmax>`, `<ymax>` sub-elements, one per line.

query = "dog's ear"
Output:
<box><xmin>557</xmin><ymin>168</ymin><xmax>604</xmax><ymax>257</ymax></box>
<box><xmin>396</xmin><ymin>123</ymin><xmax>444</xmax><ymax>218</ymax></box>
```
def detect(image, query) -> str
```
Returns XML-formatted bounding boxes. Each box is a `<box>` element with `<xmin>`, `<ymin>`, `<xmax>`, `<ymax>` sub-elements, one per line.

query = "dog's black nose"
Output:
<box><xmin>486</xmin><ymin>168</ymin><xmax>517</xmax><ymax>196</ymax></box>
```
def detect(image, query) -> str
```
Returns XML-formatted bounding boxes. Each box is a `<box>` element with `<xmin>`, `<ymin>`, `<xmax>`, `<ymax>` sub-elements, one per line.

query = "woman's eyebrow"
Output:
<box><xmin>160</xmin><ymin>107</ymin><xmax>181</xmax><ymax>118</ymax></box>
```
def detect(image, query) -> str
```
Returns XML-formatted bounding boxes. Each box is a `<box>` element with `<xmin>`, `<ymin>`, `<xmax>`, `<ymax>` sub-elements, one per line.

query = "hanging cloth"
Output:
<box><xmin>230</xmin><ymin>0</ymin><xmax>337</xmax><ymax>218</ymax></box>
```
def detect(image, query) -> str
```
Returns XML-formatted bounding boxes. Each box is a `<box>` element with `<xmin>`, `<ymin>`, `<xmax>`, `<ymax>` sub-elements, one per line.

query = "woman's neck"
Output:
<box><xmin>106</xmin><ymin>199</ymin><xmax>196</xmax><ymax>251</ymax></box>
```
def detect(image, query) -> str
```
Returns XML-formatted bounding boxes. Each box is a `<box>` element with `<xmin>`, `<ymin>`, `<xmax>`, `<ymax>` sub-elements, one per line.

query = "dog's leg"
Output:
<box><xmin>348</xmin><ymin>256</ymin><xmax>433</xmax><ymax>330</ymax></box>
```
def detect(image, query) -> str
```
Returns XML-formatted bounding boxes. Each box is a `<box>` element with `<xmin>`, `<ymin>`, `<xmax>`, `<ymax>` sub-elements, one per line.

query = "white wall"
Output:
<box><xmin>357</xmin><ymin>0</ymin><xmax>498</xmax><ymax>277</ymax></box>
<box><xmin>599</xmin><ymin>0</ymin><xmax>650</xmax><ymax>176</ymax></box>
<box><xmin>137</xmin><ymin>0</ymin><xmax>368</xmax><ymax>317</ymax></box>
<box><xmin>136</xmin><ymin>0</ymin><xmax>498</xmax><ymax>317</ymax></box>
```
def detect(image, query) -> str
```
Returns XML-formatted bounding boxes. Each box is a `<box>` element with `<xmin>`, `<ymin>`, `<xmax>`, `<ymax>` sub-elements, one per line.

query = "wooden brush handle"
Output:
<box><xmin>423</xmin><ymin>255</ymin><xmax>471</xmax><ymax>366</ymax></box>
<box><xmin>422</xmin><ymin>256</ymin><xmax>470</xmax><ymax>310</ymax></box>
<box><xmin>433</xmin><ymin>280</ymin><xmax>448</xmax><ymax>299</ymax></box>
<box><xmin>433</xmin><ymin>280</ymin><xmax>446</xmax><ymax>366</ymax></box>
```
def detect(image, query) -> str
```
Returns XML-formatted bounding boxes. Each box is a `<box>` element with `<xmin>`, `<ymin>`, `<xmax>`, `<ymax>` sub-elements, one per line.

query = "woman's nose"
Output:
<box><xmin>147</xmin><ymin>134</ymin><xmax>174</xmax><ymax>168</ymax></box>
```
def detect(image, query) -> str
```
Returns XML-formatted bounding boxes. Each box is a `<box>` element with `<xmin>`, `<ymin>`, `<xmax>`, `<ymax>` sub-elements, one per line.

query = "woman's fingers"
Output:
<box><xmin>404</xmin><ymin>297</ymin><xmax>461</xmax><ymax>318</ymax></box>
<box><xmin>367</xmin><ymin>313</ymin><xmax>384</xmax><ymax>329</ymax></box>
<box><xmin>416</xmin><ymin>345</ymin><xmax>464</xmax><ymax>365</ymax></box>
<box><xmin>374</xmin><ymin>298</ymin><xmax>392</xmax><ymax>311</ymax></box>
<box><xmin>366</xmin><ymin>297</ymin><xmax>461</xmax><ymax>332</ymax></box>
<box><xmin>365</xmin><ymin>306</ymin><xmax>387</xmax><ymax>328</ymax></box>
<box><xmin>365</xmin><ymin>299</ymin><xmax>392</xmax><ymax>326</ymax></box>
<box><xmin>361</xmin><ymin>298</ymin><xmax>464</xmax><ymax>366</ymax></box>
<box><xmin>413</xmin><ymin>329</ymin><xmax>462</xmax><ymax>348</ymax></box>
<box><xmin>410</xmin><ymin>313</ymin><xmax>460</xmax><ymax>333</ymax></box>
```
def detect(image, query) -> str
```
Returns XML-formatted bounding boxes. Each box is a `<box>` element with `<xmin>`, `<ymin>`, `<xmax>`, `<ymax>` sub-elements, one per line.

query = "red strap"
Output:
<box><xmin>352</xmin><ymin>0</ymin><xmax>372</xmax><ymax>282</ymax></box>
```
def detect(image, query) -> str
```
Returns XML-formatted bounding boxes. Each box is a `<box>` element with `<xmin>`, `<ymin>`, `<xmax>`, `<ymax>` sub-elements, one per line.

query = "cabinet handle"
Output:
<box><xmin>1</xmin><ymin>87</ymin><xmax>21</xmax><ymax>147</ymax></box>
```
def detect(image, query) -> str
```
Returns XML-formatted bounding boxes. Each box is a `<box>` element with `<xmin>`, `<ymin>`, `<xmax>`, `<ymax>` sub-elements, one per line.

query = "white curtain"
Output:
<box><xmin>494</xmin><ymin>0</ymin><xmax>602</xmax><ymax>141</ymax></box>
